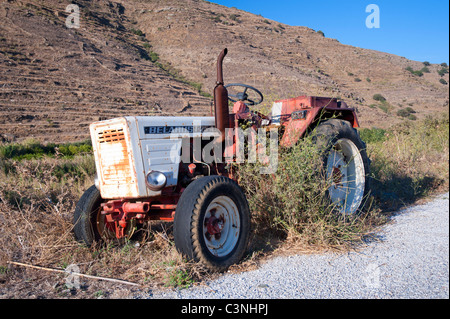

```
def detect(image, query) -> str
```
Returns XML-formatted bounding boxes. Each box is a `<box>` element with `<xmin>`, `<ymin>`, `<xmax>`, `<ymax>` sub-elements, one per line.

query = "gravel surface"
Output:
<box><xmin>144</xmin><ymin>192</ymin><xmax>449</xmax><ymax>299</ymax></box>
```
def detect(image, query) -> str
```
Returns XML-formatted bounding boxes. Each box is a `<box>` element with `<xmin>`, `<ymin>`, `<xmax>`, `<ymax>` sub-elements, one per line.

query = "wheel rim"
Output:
<box><xmin>326</xmin><ymin>138</ymin><xmax>365</xmax><ymax>214</ymax></box>
<box><xmin>203</xmin><ymin>196</ymin><xmax>241</xmax><ymax>258</ymax></box>
<box><xmin>95</xmin><ymin>207</ymin><xmax>135</xmax><ymax>241</ymax></box>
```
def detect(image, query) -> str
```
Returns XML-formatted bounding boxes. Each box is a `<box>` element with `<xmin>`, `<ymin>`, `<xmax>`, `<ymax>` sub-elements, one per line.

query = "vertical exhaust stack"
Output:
<box><xmin>214</xmin><ymin>48</ymin><xmax>230</xmax><ymax>142</ymax></box>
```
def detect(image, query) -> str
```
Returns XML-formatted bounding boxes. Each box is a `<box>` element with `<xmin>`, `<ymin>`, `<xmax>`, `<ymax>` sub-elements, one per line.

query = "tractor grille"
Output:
<box><xmin>93</xmin><ymin>121</ymin><xmax>138</xmax><ymax>198</ymax></box>
<box><xmin>97</xmin><ymin>128</ymin><xmax>125</xmax><ymax>144</ymax></box>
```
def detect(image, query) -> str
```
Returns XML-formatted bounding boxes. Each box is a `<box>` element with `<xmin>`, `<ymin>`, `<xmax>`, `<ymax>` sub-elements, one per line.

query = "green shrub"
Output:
<box><xmin>405</xmin><ymin>107</ymin><xmax>416</xmax><ymax>114</ymax></box>
<box><xmin>396</xmin><ymin>106</ymin><xmax>416</xmax><ymax>118</ymax></box>
<box><xmin>58</xmin><ymin>143</ymin><xmax>92</xmax><ymax>157</ymax></box>
<box><xmin>420</xmin><ymin>66</ymin><xmax>430</xmax><ymax>73</ymax></box>
<box><xmin>130</xmin><ymin>28</ymin><xmax>144</xmax><ymax>36</ymax></box>
<box><xmin>439</xmin><ymin>78</ymin><xmax>448</xmax><ymax>85</ymax></box>
<box><xmin>164</xmin><ymin>267</ymin><xmax>194</xmax><ymax>288</ymax></box>
<box><xmin>406</xmin><ymin>66</ymin><xmax>424</xmax><ymax>76</ymax></box>
<box><xmin>358</xmin><ymin>127</ymin><xmax>387</xmax><ymax>143</ymax></box>
<box><xmin>438</xmin><ymin>68</ymin><xmax>449</xmax><ymax>76</ymax></box>
<box><xmin>229</xmin><ymin>14</ymin><xmax>240</xmax><ymax>22</ymax></box>
<box><xmin>0</xmin><ymin>140</ymin><xmax>51</xmax><ymax>160</ymax></box>
<box><xmin>373</xmin><ymin>94</ymin><xmax>386</xmax><ymax>102</ymax></box>
<box><xmin>397</xmin><ymin>109</ymin><xmax>411</xmax><ymax>118</ymax></box>
<box><xmin>148</xmin><ymin>51</ymin><xmax>159</xmax><ymax>63</ymax></box>
<box><xmin>0</xmin><ymin>140</ymin><xmax>92</xmax><ymax>160</ymax></box>
<box><xmin>317</xmin><ymin>30</ymin><xmax>325</xmax><ymax>37</ymax></box>
<box><xmin>423</xmin><ymin>61</ymin><xmax>431</xmax><ymax>66</ymax></box>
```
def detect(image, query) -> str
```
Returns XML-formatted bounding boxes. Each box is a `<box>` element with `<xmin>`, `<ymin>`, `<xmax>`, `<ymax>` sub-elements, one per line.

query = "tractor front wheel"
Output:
<box><xmin>173</xmin><ymin>176</ymin><xmax>251</xmax><ymax>272</ymax></box>
<box><xmin>73</xmin><ymin>185</ymin><xmax>134</xmax><ymax>246</ymax></box>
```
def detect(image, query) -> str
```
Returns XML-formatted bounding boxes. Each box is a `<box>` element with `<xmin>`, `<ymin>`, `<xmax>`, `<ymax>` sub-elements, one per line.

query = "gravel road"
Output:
<box><xmin>144</xmin><ymin>192</ymin><xmax>449</xmax><ymax>299</ymax></box>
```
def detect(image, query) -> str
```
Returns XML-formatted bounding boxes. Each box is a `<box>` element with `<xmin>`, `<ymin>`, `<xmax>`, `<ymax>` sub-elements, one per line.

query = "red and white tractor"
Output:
<box><xmin>73</xmin><ymin>49</ymin><xmax>370</xmax><ymax>271</ymax></box>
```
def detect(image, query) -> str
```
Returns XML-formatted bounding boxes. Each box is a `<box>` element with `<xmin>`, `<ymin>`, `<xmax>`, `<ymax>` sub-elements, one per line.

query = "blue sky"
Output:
<box><xmin>208</xmin><ymin>0</ymin><xmax>449</xmax><ymax>64</ymax></box>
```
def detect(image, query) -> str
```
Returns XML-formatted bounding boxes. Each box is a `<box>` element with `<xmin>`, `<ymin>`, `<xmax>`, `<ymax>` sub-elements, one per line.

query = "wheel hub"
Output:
<box><xmin>202</xmin><ymin>196</ymin><xmax>241</xmax><ymax>257</ymax></box>
<box><xmin>205</xmin><ymin>209</ymin><xmax>225</xmax><ymax>240</ymax></box>
<box><xmin>332</xmin><ymin>165</ymin><xmax>344</xmax><ymax>186</ymax></box>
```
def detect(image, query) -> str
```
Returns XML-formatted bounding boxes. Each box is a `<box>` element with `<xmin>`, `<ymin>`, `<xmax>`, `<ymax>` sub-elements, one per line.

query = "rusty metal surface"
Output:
<box><xmin>276</xmin><ymin>96</ymin><xmax>359</xmax><ymax>147</ymax></box>
<box><xmin>90</xmin><ymin>118</ymin><xmax>139</xmax><ymax>199</ymax></box>
<box><xmin>100</xmin><ymin>197</ymin><xmax>179</xmax><ymax>237</ymax></box>
<box><xmin>214</xmin><ymin>48</ymin><xmax>230</xmax><ymax>142</ymax></box>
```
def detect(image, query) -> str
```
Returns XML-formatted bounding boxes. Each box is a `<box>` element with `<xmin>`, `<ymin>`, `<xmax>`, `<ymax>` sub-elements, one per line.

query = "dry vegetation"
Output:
<box><xmin>0</xmin><ymin>112</ymin><xmax>448</xmax><ymax>298</ymax></box>
<box><xmin>0</xmin><ymin>152</ymin><xmax>208</xmax><ymax>298</ymax></box>
<box><xmin>0</xmin><ymin>0</ymin><xmax>448</xmax><ymax>299</ymax></box>
<box><xmin>1</xmin><ymin>0</ymin><xmax>449</xmax><ymax>144</ymax></box>
<box><xmin>363</xmin><ymin>113</ymin><xmax>449</xmax><ymax>209</ymax></box>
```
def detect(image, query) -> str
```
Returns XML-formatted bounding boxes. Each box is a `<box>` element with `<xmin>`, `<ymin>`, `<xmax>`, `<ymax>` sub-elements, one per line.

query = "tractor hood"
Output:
<box><xmin>132</xmin><ymin>116</ymin><xmax>217</xmax><ymax>139</ymax></box>
<box><xmin>89</xmin><ymin>116</ymin><xmax>219</xmax><ymax>199</ymax></box>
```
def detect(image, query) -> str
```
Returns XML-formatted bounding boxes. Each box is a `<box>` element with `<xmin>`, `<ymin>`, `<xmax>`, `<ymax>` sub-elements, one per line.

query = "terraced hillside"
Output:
<box><xmin>0</xmin><ymin>0</ymin><xmax>213</xmax><ymax>142</ymax></box>
<box><xmin>0</xmin><ymin>0</ymin><xmax>448</xmax><ymax>143</ymax></box>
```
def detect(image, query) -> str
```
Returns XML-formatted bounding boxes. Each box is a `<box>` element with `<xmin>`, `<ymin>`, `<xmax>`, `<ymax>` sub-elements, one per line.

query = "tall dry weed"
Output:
<box><xmin>0</xmin><ymin>113</ymin><xmax>448</xmax><ymax>296</ymax></box>
<box><xmin>236</xmin><ymin>132</ymin><xmax>382</xmax><ymax>253</ymax></box>
<box><xmin>366</xmin><ymin>112</ymin><xmax>449</xmax><ymax>208</ymax></box>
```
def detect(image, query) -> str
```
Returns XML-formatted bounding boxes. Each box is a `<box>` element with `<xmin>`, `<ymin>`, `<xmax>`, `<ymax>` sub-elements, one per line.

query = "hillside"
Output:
<box><xmin>0</xmin><ymin>0</ymin><xmax>213</xmax><ymax>142</ymax></box>
<box><xmin>1</xmin><ymin>0</ymin><xmax>448</xmax><ymax>142</ymax></box>
<box><xmin>128</xmin><ymin>0</ymin><xmax>449</xmax><ymax>125</ymax></box>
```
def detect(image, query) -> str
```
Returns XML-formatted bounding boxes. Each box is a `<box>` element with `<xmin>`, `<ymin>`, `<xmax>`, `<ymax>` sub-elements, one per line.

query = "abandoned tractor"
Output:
<box><xmin>73</xmin><ymin>48</ymin><xmax>370</xmax><ymax>271</ymax></box>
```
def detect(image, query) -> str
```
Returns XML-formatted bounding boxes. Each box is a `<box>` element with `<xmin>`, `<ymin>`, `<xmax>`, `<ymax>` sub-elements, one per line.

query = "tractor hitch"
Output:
<box><xmin>100</xmin><ymin>197</ymin><xmax>179</xmax><ymax>239</ymax></box>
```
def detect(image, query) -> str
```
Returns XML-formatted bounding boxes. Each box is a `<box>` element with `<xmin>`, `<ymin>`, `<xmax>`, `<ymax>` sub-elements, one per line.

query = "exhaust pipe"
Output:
<box><xmin>214</xmin><ymin>48</ymin><xmax>230</xmax><ymax>142</ymax></box>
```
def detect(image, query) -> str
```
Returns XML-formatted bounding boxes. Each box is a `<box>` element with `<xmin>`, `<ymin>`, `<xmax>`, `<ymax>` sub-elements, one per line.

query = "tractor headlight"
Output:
<box><xmin>145</xmin><ymin>171</ymin><xmax>167</xmax><ymax>191</ymax></box>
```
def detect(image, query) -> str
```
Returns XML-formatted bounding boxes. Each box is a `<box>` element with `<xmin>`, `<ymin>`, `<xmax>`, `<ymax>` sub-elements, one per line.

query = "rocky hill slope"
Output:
<box><xmin>128</xmin><ymin>0</ymin><xmax>449</xmax><ymax>125</ymax></box>
<box><xmin>1</xmin><ymin>0</ymin><xmax>448</xmax><ymax>142</ymax></box>
<box><xmin>0</xmin><ymin>0</ymin><xmax>213</xmax><ymax>142</ymax></box>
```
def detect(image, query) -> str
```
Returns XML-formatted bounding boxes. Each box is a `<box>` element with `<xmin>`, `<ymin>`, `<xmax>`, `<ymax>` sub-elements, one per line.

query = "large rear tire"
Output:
<box><xmin>313</xmin><ymin>119</ymin><xmax>370</xmax><ymax>215</ymax></box>
<box><xmin>173</xmin><ymin>176</ymin><xmax>251</xmax><ymax>272</ymax></box>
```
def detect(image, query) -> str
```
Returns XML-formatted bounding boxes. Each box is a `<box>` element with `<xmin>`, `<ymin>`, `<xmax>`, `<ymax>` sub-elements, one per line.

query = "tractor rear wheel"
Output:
<box><xmin>173</xmin><ymin>176</ymin><xmax>251</xmax><ymax>272</ymax></box>
<box><xmin>313</xmin><ymin>119</ymin><xmax>370</xmax><ymax>215</ymax></box>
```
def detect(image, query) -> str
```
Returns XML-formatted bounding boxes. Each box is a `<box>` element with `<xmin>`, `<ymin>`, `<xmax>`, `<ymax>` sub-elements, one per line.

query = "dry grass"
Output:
<box><xmin>0</xmin><ymin>113</ymin><xmax>448</xmax><ymax>298</ymax></box>
<box><xmin>364</xmin><ymin>112</ymin><xmax>449</xmax><ymax>210</ymax></box>
<box><xmin>0</xmin><ymin>155</ymin><xmax>211</xmax><ymax>298</ymax></box>
<box><xmin>235</xmin><ymin>130</ymin><xmax>385</xmax><ymax>255</ymax></box>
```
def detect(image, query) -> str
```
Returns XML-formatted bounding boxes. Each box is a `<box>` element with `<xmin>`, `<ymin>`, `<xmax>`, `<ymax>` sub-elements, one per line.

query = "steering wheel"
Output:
<box><xmin>224</xmin><ymin>83</ymin><xmax>264</xmax><ymax>106</ymax></box>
